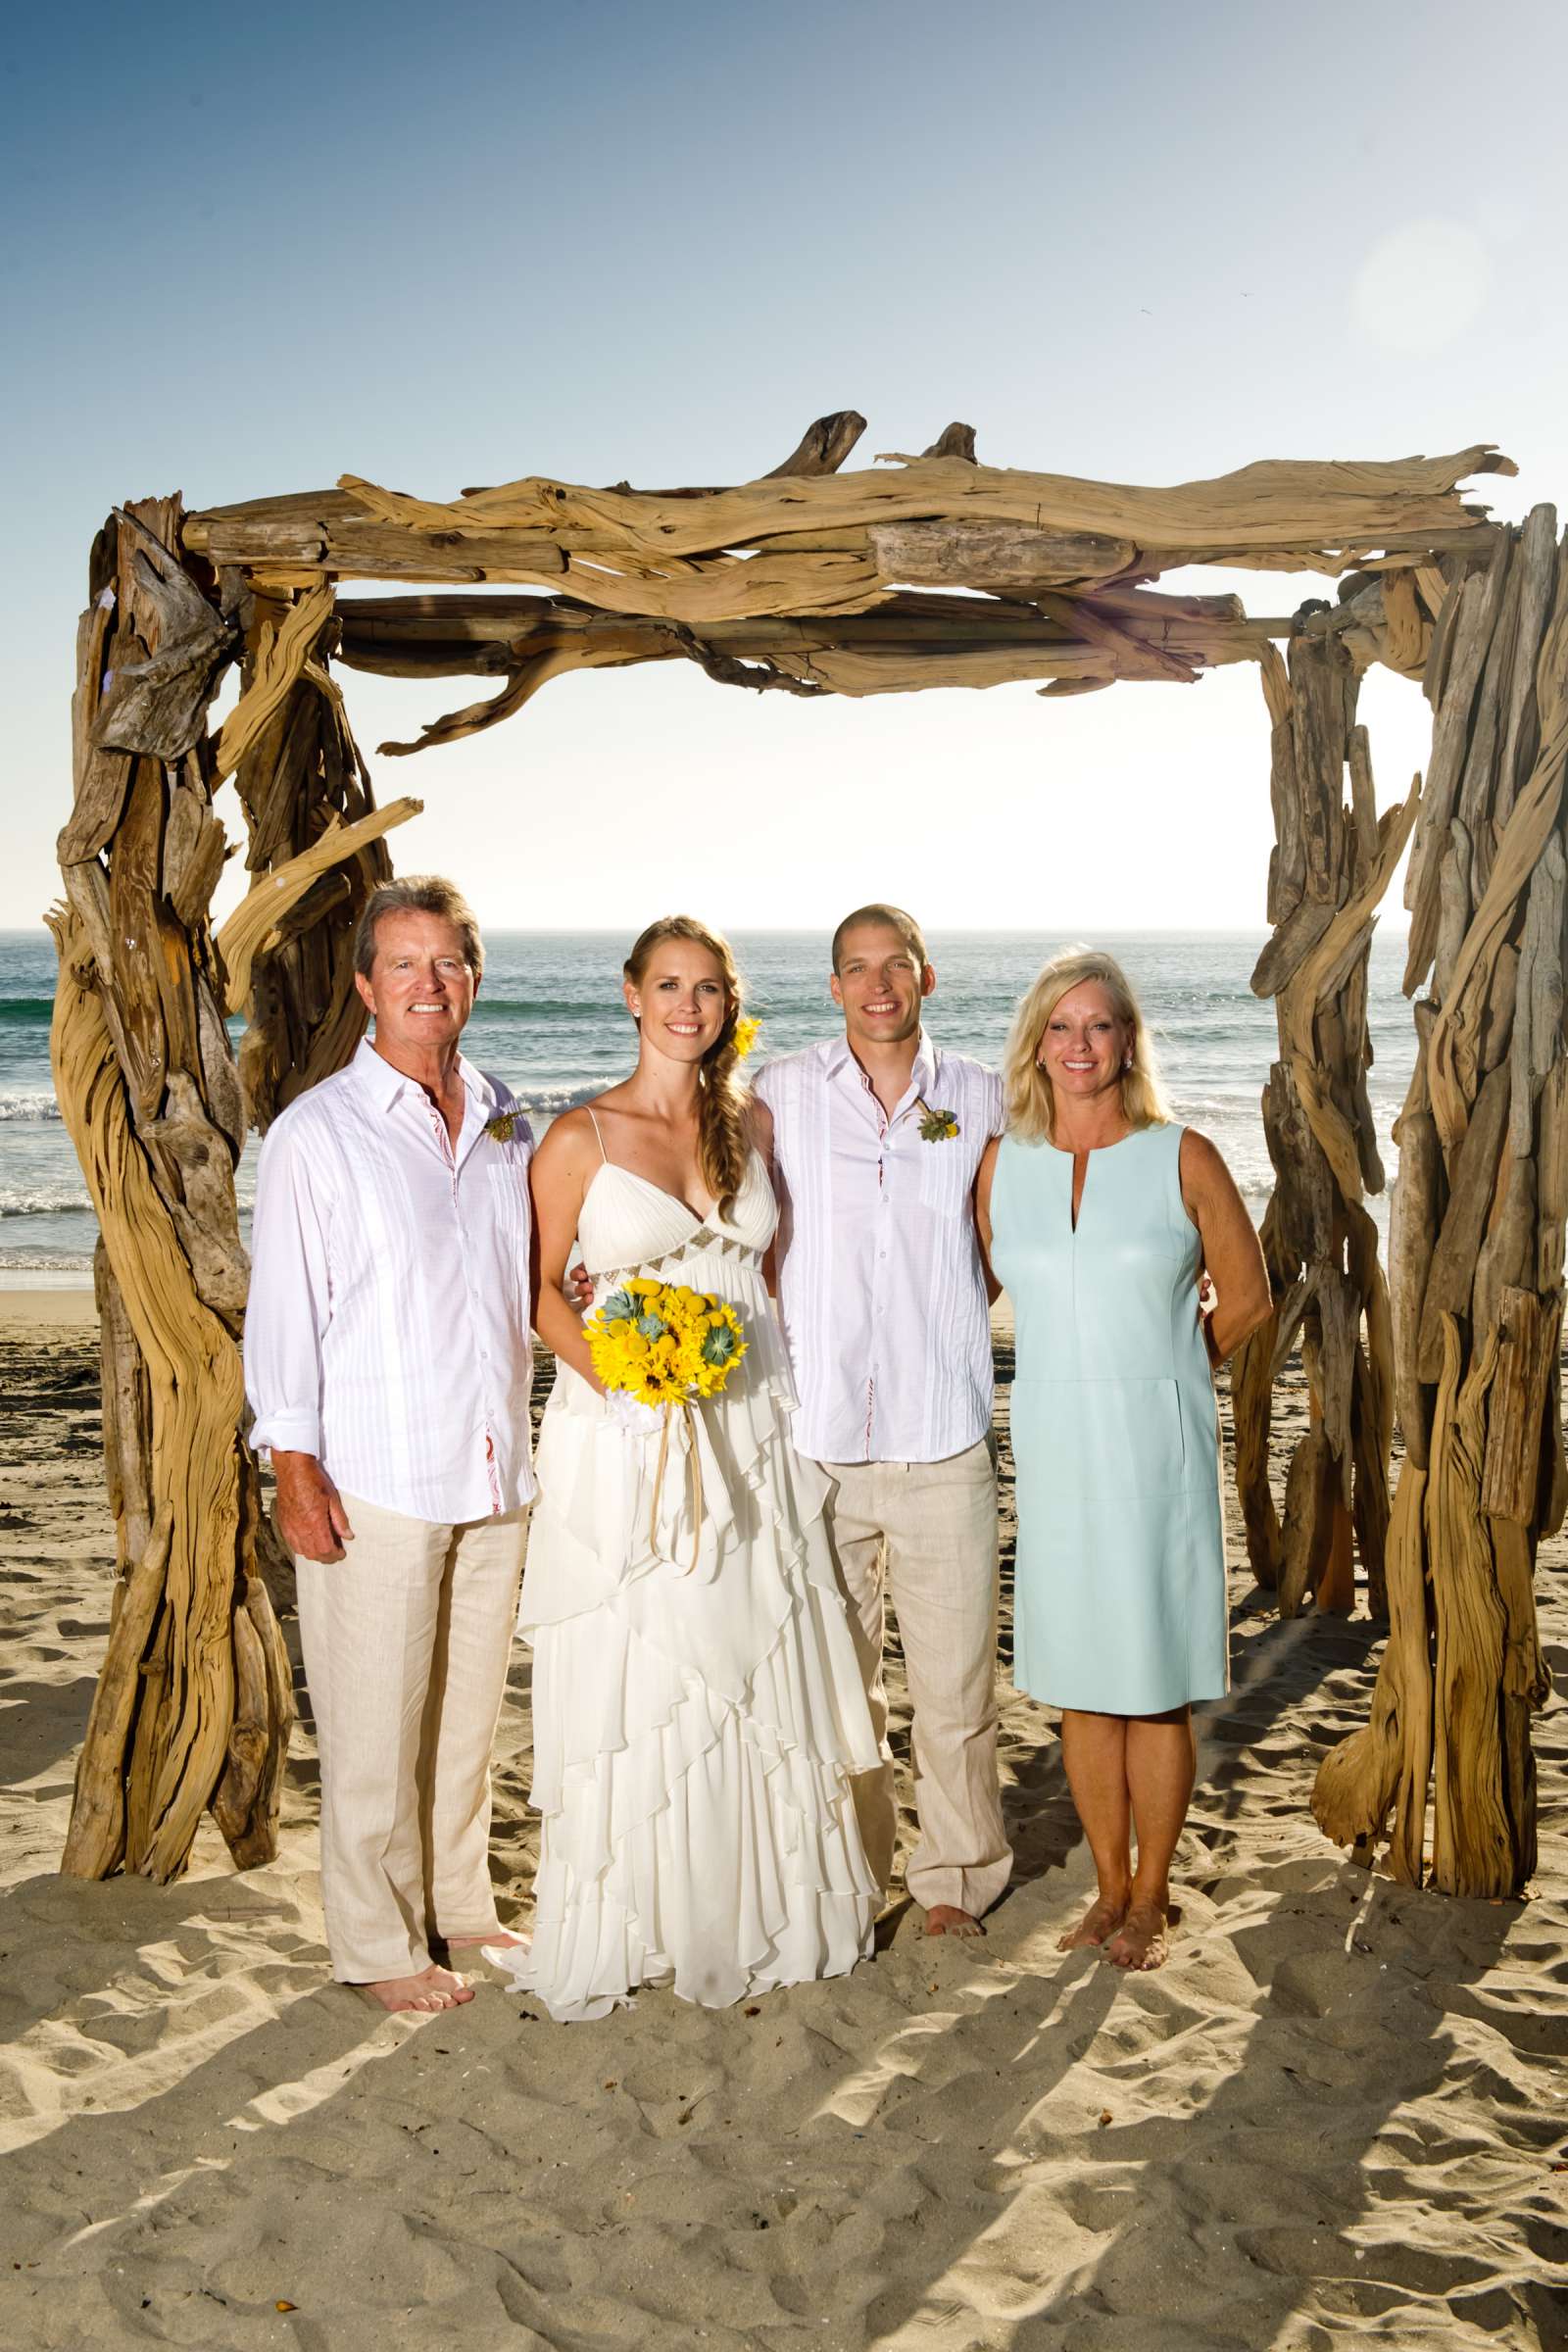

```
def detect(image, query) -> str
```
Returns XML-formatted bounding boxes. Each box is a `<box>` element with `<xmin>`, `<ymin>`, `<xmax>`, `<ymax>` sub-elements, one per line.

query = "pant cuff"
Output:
<box><xmin>906</xmin><ymin>1865</ymin><xmax>1012</xmax><ymax>1919</ymax></box>
<box><xmin>329</xmin><ymin>1942</ymin><xmax>430</xmax><ymax>1984</ymax></box>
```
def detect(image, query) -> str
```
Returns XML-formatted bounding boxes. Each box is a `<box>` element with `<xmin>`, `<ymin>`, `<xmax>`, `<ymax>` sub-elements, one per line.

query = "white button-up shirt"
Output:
<box><xmin>756</xmin><ymin>1034</ymin><xmax>1002</xmax><ymax>1465</ymax></box>
<box><xmin>245</xmin><ymin>1038</ymin><xmax>536</xmax><ymax>1523</ymax></box>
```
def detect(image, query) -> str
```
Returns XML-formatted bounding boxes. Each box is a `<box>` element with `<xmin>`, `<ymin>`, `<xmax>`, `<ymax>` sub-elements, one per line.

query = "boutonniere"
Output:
<box><xmin>914</xmin><ymin>1097</ymin><xmax>959</xmax><ymax>1143</ymax></box>
<box><xmin>485</xmin><ymin>1108</ymin><xmax>518</xmax><ymax>1144</ymax></box>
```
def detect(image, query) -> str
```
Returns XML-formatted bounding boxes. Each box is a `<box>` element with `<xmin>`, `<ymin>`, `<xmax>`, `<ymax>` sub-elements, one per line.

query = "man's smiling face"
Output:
<box><xmin>830</xmin><ymin>922</ymin><xmax>935</xmax><ymax>1053</ymax></box>
<box><xmin>355</xmin><ymin>909</ymin><xmax>478</xmax><ymax>1059</ymax></box>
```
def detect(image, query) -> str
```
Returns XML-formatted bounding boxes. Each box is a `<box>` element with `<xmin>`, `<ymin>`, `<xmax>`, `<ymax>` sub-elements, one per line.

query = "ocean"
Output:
<box><xmin>0</xmin><ymin>927</ymin><xmax>1417</xmax><ymax>1286</ymax></box>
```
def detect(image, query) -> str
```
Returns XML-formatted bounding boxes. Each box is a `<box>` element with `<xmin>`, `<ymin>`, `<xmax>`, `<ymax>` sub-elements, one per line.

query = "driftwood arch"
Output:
<box><xmin>50</xmin><ymin>416</ymin><xmax>1564</xmax><ymax>1903</ymax></box>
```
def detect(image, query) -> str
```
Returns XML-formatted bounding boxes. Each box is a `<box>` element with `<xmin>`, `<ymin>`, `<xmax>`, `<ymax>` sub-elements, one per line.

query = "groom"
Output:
<box><xmin>245</xmin><ymin>875</ymin><xmax>536</xmax><ymax>2013</ymax></box>
<box><xmin>756</xmin><ymin>905</ymin><xmax>1011</xmax><ymax>1936</ymax></box>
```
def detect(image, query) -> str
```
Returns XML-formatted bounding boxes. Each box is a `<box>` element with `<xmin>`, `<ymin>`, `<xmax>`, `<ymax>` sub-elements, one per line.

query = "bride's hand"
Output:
<box><xmin>604</xmin><ymin>1390</ymin><xmax>662</xmax><ymax>1437</ymax></box>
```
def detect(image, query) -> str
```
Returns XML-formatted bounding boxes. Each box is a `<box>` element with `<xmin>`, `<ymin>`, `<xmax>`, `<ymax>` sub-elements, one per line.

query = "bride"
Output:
<box><xmin>509</xmin><ymin>914</ymin><xmax>880</xmax><ymax>2020</ymax></box>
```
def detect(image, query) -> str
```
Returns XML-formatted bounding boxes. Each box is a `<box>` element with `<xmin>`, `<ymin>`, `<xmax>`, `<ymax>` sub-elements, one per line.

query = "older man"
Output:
<box><xmin>755</xmin><ymin>904</ymin><xmax>1011</xmax><ymax>1938</ymax></box>
<box><xmin>245</xmin><ymin>876</ymin><xmax>535</xmax><ymax>2013</ymax></box>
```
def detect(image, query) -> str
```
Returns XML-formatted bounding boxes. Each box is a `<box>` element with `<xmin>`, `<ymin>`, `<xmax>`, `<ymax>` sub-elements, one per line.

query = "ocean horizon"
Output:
<box><xmin>0</xmin><ymin>924</ymin><xmax>1419</xmax><ymax>1287</ymax></box>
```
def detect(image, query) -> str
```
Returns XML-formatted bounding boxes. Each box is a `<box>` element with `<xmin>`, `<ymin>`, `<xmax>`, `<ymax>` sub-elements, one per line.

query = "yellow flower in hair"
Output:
<box><xmin>733</xmin><ymin>1015</ymin><xmax>761</xmax><ymax>1058</ymax></box>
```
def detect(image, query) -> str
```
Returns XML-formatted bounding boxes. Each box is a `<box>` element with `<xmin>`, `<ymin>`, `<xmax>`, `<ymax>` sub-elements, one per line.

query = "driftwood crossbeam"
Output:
<box><xmin>49</xmin><ymin>415</ymin><xmax>1564</xmax><ymax>1904</ymax></box>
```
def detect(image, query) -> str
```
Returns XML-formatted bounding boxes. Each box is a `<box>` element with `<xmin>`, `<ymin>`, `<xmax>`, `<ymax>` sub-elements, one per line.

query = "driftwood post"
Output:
<box><xmin>1313</xmin><ymin>510</ymin><xmax>1567</xmax><ymax>1893</ymax></box>
<box><xmin>50</xmin><ymin>499</ymin><xmax>292</xmax><ymax>1881</ymax></box>
<box><xmin>52</xmin><ymin>510</ymin><xmax>415</xmax><ymax>1882</ymax></box>
<box><xmin>1231</xmin><ymin>630</ymin><xmax>1405</xmax><ymax>1618</ymax></box>
<box><xmin>222</xmin><ymin>581</ymin><xmax>403</xmax><ymax>1130</ymax></box>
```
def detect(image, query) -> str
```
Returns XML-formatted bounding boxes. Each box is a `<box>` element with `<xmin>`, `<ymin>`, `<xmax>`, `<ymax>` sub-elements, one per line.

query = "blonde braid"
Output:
<box><xmin>699</xmin><ymin>1010</ymin><xmax>752</xmax><ymax>1221</ymax></box>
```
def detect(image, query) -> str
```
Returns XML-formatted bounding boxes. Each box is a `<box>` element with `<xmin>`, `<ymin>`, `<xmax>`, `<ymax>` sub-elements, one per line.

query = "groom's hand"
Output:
<box><xmin>565</xmin><ymin>1260</ymin><xmax>595</xmax><ymax>1311</ymax></box>
<box><xmin>272</xmin><ymin>1451</ymin><xmax>356</xmax><ymax>1563</ymax></box>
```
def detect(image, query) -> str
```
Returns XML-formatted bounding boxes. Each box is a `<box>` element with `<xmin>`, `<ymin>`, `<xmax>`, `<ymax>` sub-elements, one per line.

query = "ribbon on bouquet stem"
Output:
<box><xmin>650</xmin><ymin>1397</ymin><xmax>705</xmax><ymax>1572</ymax></box>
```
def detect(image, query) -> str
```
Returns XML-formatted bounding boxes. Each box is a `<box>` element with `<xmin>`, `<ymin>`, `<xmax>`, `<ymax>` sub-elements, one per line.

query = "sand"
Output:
<box><xmin>1</xmin><ymin>1294</ymin><xmax>1565</xmax><ymax>2350</ymax></box>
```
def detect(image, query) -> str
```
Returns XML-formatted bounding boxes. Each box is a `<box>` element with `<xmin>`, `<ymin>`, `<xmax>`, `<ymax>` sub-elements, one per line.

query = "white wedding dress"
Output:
<box><xmin>508</xmin><ymin>1144</ymin><xmax>880</xmax><ymax>2020</ymax></box>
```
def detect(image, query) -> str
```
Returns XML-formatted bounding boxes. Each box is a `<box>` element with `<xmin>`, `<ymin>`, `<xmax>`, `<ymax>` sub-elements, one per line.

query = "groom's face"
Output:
<box><xmin>355</xmin><ymin>910</ymin><xmax>478</xmax><ymax>1059</ymax></box>
<box><xmin>830</xmin><ymin>922</ymin><xmax>935</xmax><ymax>1052</ymax></box>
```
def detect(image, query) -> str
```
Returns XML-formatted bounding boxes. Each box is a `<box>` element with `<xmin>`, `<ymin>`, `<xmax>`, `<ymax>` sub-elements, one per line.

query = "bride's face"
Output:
<box><xmin>625</xmin><ymin>943</ymin><xmax>729</xmax><ymax>1066</ymax></box>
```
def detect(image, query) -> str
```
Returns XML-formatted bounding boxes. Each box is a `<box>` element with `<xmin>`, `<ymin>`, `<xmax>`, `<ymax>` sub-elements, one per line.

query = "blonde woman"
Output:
<box><xmin>509</xmin><ymin>916</ymin><xmax>879</xmax><ymax>2020</ymax></box>
<box><xmin>976</xmin><ymin>948</ymin><xmax>1269</xmax><ymax>1973</ymax></box>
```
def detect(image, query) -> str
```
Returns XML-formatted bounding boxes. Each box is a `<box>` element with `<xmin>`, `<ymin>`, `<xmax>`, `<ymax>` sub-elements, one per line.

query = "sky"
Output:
<box><xmin>4</xmin><ymin>0</ymin><xmax>1566</xmax><ymax>937</ymax></box>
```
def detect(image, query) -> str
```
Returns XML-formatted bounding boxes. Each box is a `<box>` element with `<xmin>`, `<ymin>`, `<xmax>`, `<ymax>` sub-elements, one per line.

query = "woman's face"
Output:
<box><xmin>1037</xmin><ymin>980</ymin><xmax>1132</xmax><ymax>1106</ymax></box>
<box><xmin>625</xmin><ymin>941</ymin><xmax>729</xmax><ymax>1065</ymax></box>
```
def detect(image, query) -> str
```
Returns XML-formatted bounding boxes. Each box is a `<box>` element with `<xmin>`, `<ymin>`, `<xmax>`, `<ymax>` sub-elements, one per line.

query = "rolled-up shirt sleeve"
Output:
<box><xmin>245</xmin><ymin>1116</ymin><xmax>333</xmax><ymax>1459</ymax></box>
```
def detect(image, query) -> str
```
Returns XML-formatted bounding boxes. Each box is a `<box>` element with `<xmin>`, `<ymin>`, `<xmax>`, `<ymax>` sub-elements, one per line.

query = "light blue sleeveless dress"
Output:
<box><xmin>989</xmin><ymin>1123</ymin><xmax>1229</xmax><ymax>1714</ymax></box>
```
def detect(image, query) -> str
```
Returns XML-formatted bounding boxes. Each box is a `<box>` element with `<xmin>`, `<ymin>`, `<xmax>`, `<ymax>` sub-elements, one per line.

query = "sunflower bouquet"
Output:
<box><xmin>585</xmin><ymin>1280</ymin><xmax>748</xmax><ymax>1565</ymax></box>
<box><xmin>587</xmin><ymin>1278</ymin><xmax>747</xmax><ymax>1403</ymax></box>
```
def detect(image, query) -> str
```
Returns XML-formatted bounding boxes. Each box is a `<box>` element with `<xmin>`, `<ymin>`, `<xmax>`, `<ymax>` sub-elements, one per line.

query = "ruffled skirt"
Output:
<box><xmin>511</xmin><ymin>1279</ymin><xmax>880</xmax><ymax>2020</ymax></box>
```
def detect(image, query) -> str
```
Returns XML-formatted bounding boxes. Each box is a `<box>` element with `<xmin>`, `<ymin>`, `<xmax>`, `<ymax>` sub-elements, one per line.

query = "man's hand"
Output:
<box><xmin>272</xmin><ymin>1451</ymin><xmax>355</xmax><ymax>1563</ymax></box>
<box><xmin>565</xmin><ymin>1260</ymin><xmax>595</xmax><ymax>1311</ymax></box>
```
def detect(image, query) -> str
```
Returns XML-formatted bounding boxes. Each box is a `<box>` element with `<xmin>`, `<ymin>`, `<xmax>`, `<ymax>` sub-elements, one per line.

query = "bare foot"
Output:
<box><xmin>358</xmin><ymin>1965</ymin><xmax>473</xmax><ymax>2013</ymax></box>
<box><xmin>1104</xmin><ymin>1900</ymin><xmax>1170</xmax><ymax>1972</ymax></box>
<box><xmin>1056</xmin><ymin>1893</ymin><xmax>1130</xmax><ymax>1952</ymax></box>
<box><xmin>445</xmin><ymin>1930</ymin><xmax>531</xmax><ymax>1953</ymax></box>
<box><xmin>924</xmin><ymin>1905</ymin><xmax>985</xmax><ymax>1939</ymax></box>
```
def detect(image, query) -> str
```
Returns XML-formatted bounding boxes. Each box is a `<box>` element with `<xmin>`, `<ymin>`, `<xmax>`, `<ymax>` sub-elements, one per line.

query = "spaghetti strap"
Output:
<box><xmin>586</xmin><ymin>1107</ymin><xmax>609</xmax><ymax>1164</ymax></box>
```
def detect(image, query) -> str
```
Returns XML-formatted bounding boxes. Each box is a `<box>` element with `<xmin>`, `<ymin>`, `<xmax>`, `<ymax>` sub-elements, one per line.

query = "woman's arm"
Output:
<box><xmin>1179</xmin><ymin>1129</ymin><xmax>1271</xmax><ymax>1367</ymax></box>
<box><xmin>530</xmin><ymin>1112</ymin><xmax>605</xmax><ymax>1390</ymax></box>
<box><xmin>973</xmin><ymin>1134</ymin><xmax>1002</xmax><ymax>1300</ymax></box>
<box><xmin>750</xmin><ymin>1095</ymin><xmax>781</xmax><ymax>1297</ymax></box>
<box><xmin>748</xmin><ymin>1093</ymin><xmax>774</xmax><ymax>1173</ymax></box>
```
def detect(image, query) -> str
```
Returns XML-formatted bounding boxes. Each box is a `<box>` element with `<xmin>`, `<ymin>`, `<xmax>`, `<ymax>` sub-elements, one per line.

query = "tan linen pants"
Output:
<box><xmin>295</xmin><ymin>1491</ymin><xmax>528</xmax><ymax>1983</ymax></box>
<box><xmin>818</xmin><ymin>1439</ymin><xmax>1011</xmax><ymax>1919</ymax></box>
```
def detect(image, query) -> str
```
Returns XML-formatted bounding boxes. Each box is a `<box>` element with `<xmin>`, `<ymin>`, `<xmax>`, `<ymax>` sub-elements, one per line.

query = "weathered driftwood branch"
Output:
<box><xmin>51</xmin><ymin>500</ymin><xmax>297</xmax><ymax>1884</ymax></box>
<box><xmin>214</xmin><ymin>583</ymin><xmax>336</xmax><ymax>779</ymax></box>
<box><xmin>228</xmin><ymin>591</ymin><xmax>403</xmax><ymax>1134</ymax></box>
<box><xmin>52</xmin><ymin>515</ymin><xmax>397</xmax><ymax>1884</ymax></box>
<box><xmin>330</xmin><ymin>584</ymin><xmax>1289</xmax><ymax>686</ymax></box>
<box><xmin>51</xmin><ymin>912</ymin><xmax>293</xmax><ymax>1880</ymax></box>
<box><xmin>182</xmin><ymin>445</ymin><xmax>1510</xmax><ymax>598</ymax></box>
<box><xmin>335</xmin><ymin>443</ymin><xmax>1513</xmax><ymax>560</ymax></box>
<box><xmin>920</xmin><ymin>422</ymin><xmax>979</xmax><ymax>463</ymax></box>
<box><xmin>762</xmin><ymin>410</ymin><xmax>868</xmax><ymax>478</ymax></box>
<box><xmin>91</xmin><ymin>511</ymin><xmax>238</xmax><ymax>763</ymax></box>
<box><xmin>1313</xmin><ymin>507</ymin><xmax>1566</xmax><ymax>1895</ymax></box>
<box><xmin>662</xmin><ymin>627</ymin><xmax>828</xmax><ymax>700</ymax></box>
<box><xmin>377</xmin><ymin>650</ymin><xmax>580</xmax><ymax>759</ymax></box>
<box><xmin>309</xmin><ymin>579</ymin><xmax>1302</xmax><ymax>773</ymax></box>
<box><xmin>217</xmin><ymin>798</ymin><xmax>423</xmax><ymax>1009</ymax></box>
<box><xmin>1233</xmin><ymin>632</ymin><xmax>1401</xmax><ymax>1619</ymax></box>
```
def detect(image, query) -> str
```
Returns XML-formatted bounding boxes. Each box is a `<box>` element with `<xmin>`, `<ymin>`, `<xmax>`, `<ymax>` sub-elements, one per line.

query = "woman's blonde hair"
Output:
<box><xmin>1002</xmin><ymin>945</ymin><xmax>1172</xmax><ymax>1144</ymax></box>
<box><xmin>624</xmin><ymin>915</ymin><xmax>752</xmax><ymax>1217</ymax></box>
